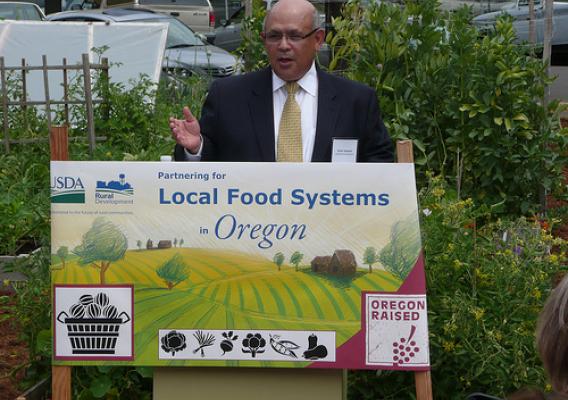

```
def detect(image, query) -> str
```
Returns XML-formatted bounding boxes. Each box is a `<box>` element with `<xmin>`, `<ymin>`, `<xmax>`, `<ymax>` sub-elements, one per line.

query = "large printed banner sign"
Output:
<box><xmin>51</xmin><ymin>162</ymin><xmax>430</xmax><ymax>370</ymax></box>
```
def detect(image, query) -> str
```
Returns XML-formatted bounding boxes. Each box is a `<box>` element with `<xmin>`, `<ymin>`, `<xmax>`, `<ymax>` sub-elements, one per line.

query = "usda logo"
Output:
<box><xmin>51</xmin><ymin>176</ymin><xmax>85</xmax><ymax>204</ymax></box>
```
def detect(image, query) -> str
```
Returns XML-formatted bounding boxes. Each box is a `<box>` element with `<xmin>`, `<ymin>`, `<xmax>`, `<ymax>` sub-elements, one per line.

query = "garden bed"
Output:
<box><xmin>0</xmin><ymin>288</ymin><xmax>30</xmax><ymax>400</ymax></box>
<box><xmin>0</xmin><ymin>247</ymin><xmax>42</xmax><ymax>284</ymax></box>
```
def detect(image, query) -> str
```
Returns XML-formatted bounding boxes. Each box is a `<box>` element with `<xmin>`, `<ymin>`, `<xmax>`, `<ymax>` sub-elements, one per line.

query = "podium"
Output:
<box><xmin>151</xmin><ymin>141</ymin><xmax>429</xmax><ymax>400</ymax></box>
<box><xmin>154</xmin><ymin>367</ymin><xmax>345</xmax><ymax>400</ymax></box>
<box><xmin>50</xmin><ymin>131</ymin><xmax>432</xmax><ymax>400</ymax></box>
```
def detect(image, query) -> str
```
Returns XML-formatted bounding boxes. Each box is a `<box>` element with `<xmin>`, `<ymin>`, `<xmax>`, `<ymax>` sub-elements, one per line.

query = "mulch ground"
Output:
<box><xmin>0</xmin><ymin>289</ymin><xmax>29</xmax><ymax>400</ymax></box>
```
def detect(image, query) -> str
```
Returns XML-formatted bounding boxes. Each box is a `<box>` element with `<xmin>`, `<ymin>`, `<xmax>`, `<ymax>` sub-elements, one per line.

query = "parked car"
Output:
<box><xmin>61</xmin><ymin>0</ymin><xmax>215</xmax><ymax>33</ymax></box>
<box><xmin>209</xmin><ymin>0</ymin><xmax>240</xmax><ymax>27</ymax></box>
<box><xmin>473</xmin><ymin>0</ymin><xmax>568</xmax><ymax>58</ymax></box>
<box><xmin>47</xmin><ymin>8</ymin><xmax>239</xmax><ymax>79</ymax></box>
<box><xmin>0</xmin><ymin>1</ymin><xmax>45</xmax><ymax>20</ymax></box>
<box><xmin>209</xmin><ymin>4</ymin><xmax>244</xmax><ymax>52</ymax></box>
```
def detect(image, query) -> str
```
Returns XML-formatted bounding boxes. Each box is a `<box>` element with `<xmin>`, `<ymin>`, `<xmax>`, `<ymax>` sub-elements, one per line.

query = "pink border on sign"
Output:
<box><xmin>308</xmin><ymin>251</ymin><xmax>429</xmax><ymax>371</ymax></box>
<box><xmin>53</xmin><ymin>284</ymin><xmax>135</xmax><ymax>362</ymax></box>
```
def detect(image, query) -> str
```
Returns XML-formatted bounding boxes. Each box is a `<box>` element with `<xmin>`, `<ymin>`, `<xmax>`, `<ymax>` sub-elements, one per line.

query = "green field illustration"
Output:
<box><xmin>52</xmin><ymin>212</ymin><xmax>422</xmax><ymax>366</ymax></box>
<box><xmin>52</xmin><ymin>246</ymin><xmax>403</xmax><ymax>366</ymax></box>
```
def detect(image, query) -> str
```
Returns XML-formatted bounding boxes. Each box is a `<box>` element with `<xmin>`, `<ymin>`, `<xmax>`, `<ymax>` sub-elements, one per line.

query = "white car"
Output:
<box><xmin>0</xmin><ymin>1</ymin><xmax>45</xmax><ymax>20</ymax></box>
<box><xmin>62</xmin><ymin>0</ymin><xmax>215</xmax><ymax>33</ymax></box>
<box><xmin>473</xmin><ymin>0</ymin><xmax>568</xmax><ymax>61</ymax></box>
<box><xmin>47</xmin><ymin>7</ymin><xmax>239</xmax><ymax>79</ymax></box>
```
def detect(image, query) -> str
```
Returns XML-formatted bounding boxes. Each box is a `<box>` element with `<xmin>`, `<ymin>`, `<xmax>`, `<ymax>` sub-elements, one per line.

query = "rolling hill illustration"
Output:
<box><xmin>52</xmin><ymin>215</ymin><xmax>420</xmax><ymax>367</ymax></box>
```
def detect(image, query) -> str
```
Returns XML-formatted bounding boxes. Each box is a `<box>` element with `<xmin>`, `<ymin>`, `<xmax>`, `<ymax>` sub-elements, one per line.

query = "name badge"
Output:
<box><xmin>331</xmin><ymin>138</ymin><xmax>358</xmax><ymax>163</ymax></box>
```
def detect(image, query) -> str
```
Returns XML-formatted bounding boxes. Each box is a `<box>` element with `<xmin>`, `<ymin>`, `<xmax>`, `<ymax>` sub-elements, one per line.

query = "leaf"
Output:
<box><xmin>96</xmin><ymin>365</ymin><xmax>112</xmax><ymax>373</ymax></box>
<box><xmin>35</xmin><ymin>329</ymin><xmax>51</xmax><ymax>354</ymax></box>
<box><xmin>135</xmin><ymin>367</ymin><xmax>153</xmax><ymax>379</ymax></box>
<box><xmin>412</xmin><ymin>139</ymin><xmax>426</xmax><ymax>152</ymax></box>
<box><xmin>513</xmin><ymin>113</ymin><xmax>528</xmax><ymax>122</ymax></box>
<box><xmin>504</xmin><ymin>118</ymin><xmax>512</xmax><ymax>131</ymax></box>
<box><xmin>494</xmin><ymin>117</ymin><xmax>503</xmax><ymax>126</ymax></box>
<box><xmin>90</xmin><ymin>375</ymin><xmax>113</xmax><ymax>398</ymax></box>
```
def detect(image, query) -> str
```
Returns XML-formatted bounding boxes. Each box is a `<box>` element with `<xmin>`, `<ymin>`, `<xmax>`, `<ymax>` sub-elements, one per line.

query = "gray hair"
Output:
<box><xmin>536</xmin><ymin>273</ymin><xmax>568</xmax><ymax>394</ymax></box>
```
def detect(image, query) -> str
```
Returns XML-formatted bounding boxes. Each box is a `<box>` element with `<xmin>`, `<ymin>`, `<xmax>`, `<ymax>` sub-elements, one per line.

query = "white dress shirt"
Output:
<box><xmin>272</xmin><ymin>62</ymin><xmax>318</xmax><ymax>162</ymax></box>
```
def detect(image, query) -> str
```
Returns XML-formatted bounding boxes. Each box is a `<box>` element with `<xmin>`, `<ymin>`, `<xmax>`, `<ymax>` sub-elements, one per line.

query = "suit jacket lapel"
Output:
<box><xmin>312</xmin><ymin>70</ymin><xmax>339</xmax><ymax>162</ymax></box>
<box><xmin>249</xmin><ymin>68</ymin><xmax>276</xmax><ymax>162</ymax></box>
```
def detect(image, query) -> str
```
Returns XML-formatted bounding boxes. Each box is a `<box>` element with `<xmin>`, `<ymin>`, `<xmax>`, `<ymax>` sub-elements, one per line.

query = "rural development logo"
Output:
<box><xmin>95</xmin><ymin>173</ymin><xmax>134</xmax><ymax>205</ymax></box>
<box><xmin>51</xmin><ymin>176</ymin><xmax>85</xmax><ymax>203</ymax></box>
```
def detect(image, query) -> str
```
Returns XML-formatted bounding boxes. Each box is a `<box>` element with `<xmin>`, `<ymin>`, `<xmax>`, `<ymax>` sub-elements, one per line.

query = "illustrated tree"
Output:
<box><xmin>136</xmin><ymin>240</ymin><xmax>142</xmax><ymax>251</ymax></box>
<box><xmin>174</xmin><ymin>238</ymin><xmax>178</xmax><ymax>248</ymax></box>
<box><xmin>273</xmin><ymin>252</ymin><xmax>285</xmax><ymax>271</ymax></box>
<box><xmin>156</xmin><ymin>253</ymin><xmax>190</xmax><ymax>289</ymax></box>
<box><xmin>73</xmin><ymin>217</ymin><xmax>128</xmax><ymax>284</ymax></box>
<box><xmin>290</xmin><ymin>251</ymin><xmax>304</xmax><ymax>272</ymax></box>
<box><xmin>379</xmin><ymin>213</ymin><xmax>421</xmax><ymax>281</ymax></box>
<box><xmin>56</xmin><ymin>246</ymin><xmax>69</xmax><ymax>269</ymax></box>
<box><xmin>179</xmin><ymin>238</ymin><xmax>184</xmax><ymax>247</ymax></box>
<box><xmin>362</xmin><ymin>246</ymin><xmax>379</xmax><ymax>273</ymax></box>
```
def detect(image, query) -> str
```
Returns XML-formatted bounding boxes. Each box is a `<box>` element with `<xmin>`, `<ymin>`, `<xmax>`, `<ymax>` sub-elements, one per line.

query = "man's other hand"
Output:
<box><xmin>169</xmin><ymin>106</ymin><xmax>201</xmax><ymax>154</ymax></box>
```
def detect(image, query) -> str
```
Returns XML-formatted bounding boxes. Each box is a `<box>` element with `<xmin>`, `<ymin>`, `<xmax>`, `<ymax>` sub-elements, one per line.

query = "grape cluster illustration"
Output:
<box><xmin>392</xmin><ymin>325</ymin><xmax>420</xmax><ymax>366</ymax></box>
<box><xmin>69</xmin><ymin>293</ymin><xmax>119</xmax><ymax>319</ymax></box>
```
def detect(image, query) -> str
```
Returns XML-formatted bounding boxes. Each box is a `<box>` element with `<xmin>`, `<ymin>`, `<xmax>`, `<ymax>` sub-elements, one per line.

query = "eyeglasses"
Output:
<box><xmin>263</xmin><ymin>28</ymin><xmax>320</xmax><ymax>44</ymax></box>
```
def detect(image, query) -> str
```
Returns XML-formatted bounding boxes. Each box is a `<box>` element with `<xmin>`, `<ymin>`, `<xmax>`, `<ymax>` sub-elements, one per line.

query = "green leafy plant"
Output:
<box><xmin>0</xmin><ymin>149</ymin><xmax>50</xmax><ymax>255</ymax></box>
<box><xmin>328</xmin><ymin>0</ymin><xmax>568</xmax><ymax>215</ymax></box>
<box><xmin>6</xmin><ymin>247</ymin><xmax>52</xmax><ymax>390</ymax></box>
<box><xmin>72</xmin><ymin>366</ymin><xmax>152</xmax><ymax>400</ymax></box>
<box><xmin>236</xmin><ymin>5</ymin><xmax>268</xmax><ymax>72</ymax></box>
<box><xmin>0</xmin><ymin>66</ymin><xmax>209</xmax><ymax>399</ymax></box>
<box><xmin>424</xmin><ymin>178</ymin><xmax>566</xmax><ymax>398</ymax></box>
<box><xmin>349</xmin><ymin>175</ymin><xmax>567</xmax><ymax>400</ymax></box>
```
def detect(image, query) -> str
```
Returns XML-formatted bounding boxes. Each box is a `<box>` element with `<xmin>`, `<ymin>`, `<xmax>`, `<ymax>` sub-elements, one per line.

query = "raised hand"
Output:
<box><xmin>169</xmin><ymin>106</ymin><xmax>202</xmax><ymax>154</ymax></box>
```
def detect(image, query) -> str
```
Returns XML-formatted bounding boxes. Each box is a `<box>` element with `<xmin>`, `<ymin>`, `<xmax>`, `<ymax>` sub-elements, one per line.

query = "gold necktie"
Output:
<box><xmin>277</xmin><ymin>82</ymin><xmax>303</xmax><ymax>162</ymax></box>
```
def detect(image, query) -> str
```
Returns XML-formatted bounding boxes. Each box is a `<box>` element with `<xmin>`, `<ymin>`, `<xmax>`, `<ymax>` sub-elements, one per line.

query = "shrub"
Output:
<box><xmin>236</xmin><ymin>5</ymin><xmax>268</xmax><ymax>72</ymax></box>
<box><xmin>7</xmin><ymin>247</ymin><xmax>52</xmax><ymax>389</ymax></box>
<box><xmin>0</xmin><ymin>148</ymin><xmax>49</xmax><ymax>255</ymax></box>
<box><xmin>349</xmin><ymin>175</ymin><xmax>567</xmax><ymax>399</ymax></box>
<box><xmin>328</xmin><ymin>0</ymin><xmax>567</xmax><ymax>215</ymax></box>
<box><xmin>0</xmin><ymin>69</ymin><xmax>207</xmax><ymax>397</ymax></box>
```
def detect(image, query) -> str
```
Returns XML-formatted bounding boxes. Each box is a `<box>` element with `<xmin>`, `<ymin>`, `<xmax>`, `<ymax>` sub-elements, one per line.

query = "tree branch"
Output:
<box><xmin>90</xmin><ymin>262</ymin><xmax>102</xmax><ymax>270</ymax></box>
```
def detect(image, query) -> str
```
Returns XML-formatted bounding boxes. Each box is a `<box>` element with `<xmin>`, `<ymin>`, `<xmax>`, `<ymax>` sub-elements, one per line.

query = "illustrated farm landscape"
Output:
<box><xmin>50</xmin><ymin>161</ymin><xmax>427</xmax><ymax>369</ymax></box>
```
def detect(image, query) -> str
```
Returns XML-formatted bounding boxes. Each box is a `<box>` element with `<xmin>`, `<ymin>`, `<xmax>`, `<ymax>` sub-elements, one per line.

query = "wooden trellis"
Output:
<box><xmin>0</xmin><ymin>54</ymin><xmax>109</xmax><ymax>155</ymax></box>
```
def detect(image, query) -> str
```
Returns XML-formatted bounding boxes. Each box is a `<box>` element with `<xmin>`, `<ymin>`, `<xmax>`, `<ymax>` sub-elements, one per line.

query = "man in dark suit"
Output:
<box><xmin>170</xmin><ymin>0</ymin><xmax>393</xmax><ymax>163</ymax></box>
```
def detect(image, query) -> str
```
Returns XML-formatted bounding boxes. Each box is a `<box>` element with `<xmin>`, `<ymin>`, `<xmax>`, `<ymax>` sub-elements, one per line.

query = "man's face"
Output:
<box><xmin>262</xmin><ymin>6</ymin><xmax>324</xmax><ymax>82</ymax></box>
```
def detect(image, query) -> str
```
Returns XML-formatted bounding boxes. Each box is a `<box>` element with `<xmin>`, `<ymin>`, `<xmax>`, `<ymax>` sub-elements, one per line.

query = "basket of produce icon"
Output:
<box><xmin>56</xmin><ymin>293</ymin><xmax>130</xmax><ymax>354</ymax></box>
